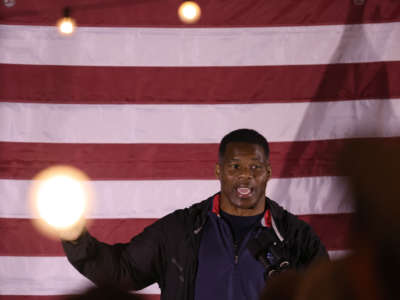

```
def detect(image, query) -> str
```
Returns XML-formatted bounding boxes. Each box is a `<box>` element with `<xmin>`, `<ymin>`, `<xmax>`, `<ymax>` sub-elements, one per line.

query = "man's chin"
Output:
<box><xmin>221</xmin><ymin>193</ymin><xmax>264</xmax><ymax>214</ymax></box>
<box><xmin>232</xmin><ymin>197</ymin><xmax>259</xmax><ymax>210</ymax></box>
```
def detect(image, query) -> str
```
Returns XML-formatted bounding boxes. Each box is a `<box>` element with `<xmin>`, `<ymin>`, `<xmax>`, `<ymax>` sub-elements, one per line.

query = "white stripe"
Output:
<box><xmin>0</xmin><ymin>22</ymin><xmax>399</xmax><ymax>66</ymax></box>
<box><xmin>0</xmin><ymin>251</ymin><xmax>346</xmax><ymax>295</ymax></box>
<box><xmin>1</xmin><ymin>99</ymin><xmax>399</xmax><ymax>143</ymax></box>
<box><xmin>0</xmin><ymin>256</ymin><xmax>158</xmax><ymax>295</ymax></box>
<box><xmin>0</xmin><ymin>176</ymin><xmax>353</xmax><ymax>219</ymax></box>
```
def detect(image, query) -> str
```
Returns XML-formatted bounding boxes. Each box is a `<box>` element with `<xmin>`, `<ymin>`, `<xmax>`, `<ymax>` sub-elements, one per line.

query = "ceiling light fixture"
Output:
<box><xmin>57</xmin><ymin>7</ymin><xmax>76</xmax><ymax>35</ymax></box>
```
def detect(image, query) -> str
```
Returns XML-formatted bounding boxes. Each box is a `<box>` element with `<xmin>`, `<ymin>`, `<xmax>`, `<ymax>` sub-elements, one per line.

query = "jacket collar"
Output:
<box><xmin>211</xmin><ymin>193</ymin><xmax>272</xmax><ymax>228</ymax></box>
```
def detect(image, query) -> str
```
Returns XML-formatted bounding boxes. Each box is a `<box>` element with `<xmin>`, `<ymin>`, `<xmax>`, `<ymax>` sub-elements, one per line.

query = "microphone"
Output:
<box><xmin>247</xmin><ymin>229</ymin><xmax>290</xmax><ymax>278</ymax></box>
<box><xmin>247</xmin><ymin>238</ymin><xmax>270</xmax><ymax>268</ymax></box>
<box><xmin>247</xmin><ymin>232</ymin><xmax>280</xmax><ymax>278</ymax></box>
<box><xmin>257</xmin><ymin>230</ymin><xmax>290</xmax><ymax>270</ymax></box>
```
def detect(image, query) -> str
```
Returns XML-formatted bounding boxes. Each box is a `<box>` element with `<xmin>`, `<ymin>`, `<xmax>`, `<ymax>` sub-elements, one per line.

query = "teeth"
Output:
<box><xmin>237</xmin><ymin>187</ymin><xmax>251</xmax><ymax>195</ymax></box>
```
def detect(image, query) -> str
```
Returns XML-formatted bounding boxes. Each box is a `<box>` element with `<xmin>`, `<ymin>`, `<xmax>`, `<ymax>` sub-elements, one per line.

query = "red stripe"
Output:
<box><xmin>0</xmin><ymin>0</ymin><xmax>398</xmax><ymax>27</ymax></box>
<box><xmin>1</xmin><ymin>62</ymin><xmax>398</xmax><ymax>104</ymax></box>
<box><xmin>0</xmin><ymin>214</ymin><xmax>351</xmax><ymax>256</ymax></box>
<box><xmin>0</xmin><ymin>218</ymin><xmax>156</xmax><ymax>256</ymax></box>
<box><xmin>0</xmin><ymin>295</ymin><xmax>159</xmax><ymax>300</ymax></box>
<box><xmin>1</xmin><ymin>138</ymin><xmax>399</xmax><ymax>180</ymax></box>
<box><xmin>298</xmin><ymin>214</ymin><xmax>352</xmax><ymax>251</ymax></box>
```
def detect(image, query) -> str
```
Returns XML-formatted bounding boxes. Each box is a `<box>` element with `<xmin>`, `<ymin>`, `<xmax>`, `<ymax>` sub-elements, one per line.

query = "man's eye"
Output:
<box><xmin>230</xmin><ymin>164</ymin><xmax>240</xmax><ymax>169</ymax></box>
<box><xmin>251</xmin><ymin>165</ymin><xmax>261</xmax><ymax>169</ymax></box>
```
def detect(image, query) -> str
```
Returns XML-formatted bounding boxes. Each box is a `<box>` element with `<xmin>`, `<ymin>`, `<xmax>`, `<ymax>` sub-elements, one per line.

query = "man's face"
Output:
<box><xmin>216</xmin><ymin>142</ymin><xmax>271</xmax><ymax>216</ymax></box>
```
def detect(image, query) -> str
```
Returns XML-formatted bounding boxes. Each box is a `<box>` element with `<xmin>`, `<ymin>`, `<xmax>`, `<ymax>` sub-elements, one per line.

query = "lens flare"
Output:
<box><xmin>29</xmin><ymin>166</ymin><xmax>93</xmax><ymax>239</ymax></box>
<box><xmin>178</xmin><ymin>1</ymin><xmax>201</xmax><ymax>24</ymax></box>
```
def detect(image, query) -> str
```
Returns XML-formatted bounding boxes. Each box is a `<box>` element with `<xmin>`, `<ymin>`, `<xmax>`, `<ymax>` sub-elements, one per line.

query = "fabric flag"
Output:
<box><xmin>1</xmin><ymin>0</ymin><xmax>399</xmax><ymax>299</ymax></box>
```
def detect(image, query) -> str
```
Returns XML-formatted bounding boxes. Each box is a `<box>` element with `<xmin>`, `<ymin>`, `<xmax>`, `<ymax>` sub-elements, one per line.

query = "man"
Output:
<box><xmin>62</xmin><ymin>129</ymin><xmax>327</xmax><ymax>300</ymax></box>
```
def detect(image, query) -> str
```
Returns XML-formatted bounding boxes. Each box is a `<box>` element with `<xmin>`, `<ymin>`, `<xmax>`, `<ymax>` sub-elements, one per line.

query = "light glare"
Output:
<box><xmin>29</xmin><ymin>166</ymin><xmax>93</xmax><ymax>239</ymax></box>
<box><xmin>178</xmin><ymin>1</ymin><xmax>201</xmax><ymax>24</ymax></box>
<box><xmin>183</xmin><ymin>5</ymin><xmax>197</xmax><ymax>19</ymax></box>
<box><xmin>57</xmin><ymin>17</ymin><xmax>76</xmax><ymax>35</ymax></box>
<box><xmin>37</xmin><ymin>175</ymin><xmax>86</xmax><ymax>229</ymax></box>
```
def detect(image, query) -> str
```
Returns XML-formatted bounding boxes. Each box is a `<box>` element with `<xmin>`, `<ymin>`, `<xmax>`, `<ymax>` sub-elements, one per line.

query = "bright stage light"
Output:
<box><xmin>29</xmin><ymin>165</ymin><xmax>93</xmax><ymax>240</ymax></box>
<box><xmin>178</xmin><ymin>1</ymin><xmax>201</xmax><ymax>24</ymax></box>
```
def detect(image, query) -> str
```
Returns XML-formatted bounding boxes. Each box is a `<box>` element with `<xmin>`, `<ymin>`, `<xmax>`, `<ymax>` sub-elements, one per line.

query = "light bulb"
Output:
<box><xmin>178</xmin><ymin>1</ymin><xmax>201</xmax><ymax>24</ymax></box>
<box><xmin>57</xmin><ymin>17</ymin><xmax>76</xmax><ymax>35</ymax></box>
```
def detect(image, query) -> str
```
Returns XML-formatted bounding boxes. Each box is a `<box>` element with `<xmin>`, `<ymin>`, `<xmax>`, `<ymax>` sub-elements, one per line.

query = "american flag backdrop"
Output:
<box><xmin>0</xmin><ymin>0</ymin><xmax>400</xmax><ymax>299</ymax></box>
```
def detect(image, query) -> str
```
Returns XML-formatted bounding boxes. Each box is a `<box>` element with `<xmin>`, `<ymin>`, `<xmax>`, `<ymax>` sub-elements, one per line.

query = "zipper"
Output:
<box><xmin>233</xmin><ymin>226</ymin><xmax>263</xmax><ymax>266</ymax></box>
<box><xmin>234</xmin><ymin>241</ymin><xmax>239</xmax><ymax>264</ymax></box>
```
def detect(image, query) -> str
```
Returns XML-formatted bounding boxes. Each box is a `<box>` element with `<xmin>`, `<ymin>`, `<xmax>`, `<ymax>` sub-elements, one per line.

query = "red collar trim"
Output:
<box><xmin>212</xmin><ymin>194</ymin><xmax>221</xmax><ymax>215</ymax></box>
<box><xmin>263</xmin><ymin>209</ymin><xmax>272</xmax><ymax>228</ymax></box>
<box><xmin>212</xmin><ymin>194</ymin><xmax>271</xmax><ymax>227</ymax></box>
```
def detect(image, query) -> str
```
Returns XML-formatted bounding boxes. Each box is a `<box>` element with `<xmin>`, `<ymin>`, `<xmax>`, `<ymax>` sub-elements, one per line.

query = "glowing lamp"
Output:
<box><xmin>57</xmin><ymin>7</ymin><xmax>76</xmax><ymax>35</ymax></box>
<box><xmin>178</xmin><ymin>1</ymin><xmax>201</xmax><ymax>24</ymax></box>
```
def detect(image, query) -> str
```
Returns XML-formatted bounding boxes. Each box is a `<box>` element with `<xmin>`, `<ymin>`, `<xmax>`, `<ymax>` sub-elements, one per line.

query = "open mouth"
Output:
<box><xmin>236</xmin><ymin>187</ymin><xmax>253</xmax><ymax>198</ymax></box>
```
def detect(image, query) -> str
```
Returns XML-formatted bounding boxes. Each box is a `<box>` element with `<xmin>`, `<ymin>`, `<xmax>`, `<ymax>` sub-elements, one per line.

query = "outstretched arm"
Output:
<box><xmin>62</xmin><ymin>222</ymin><xmax>165</xmax><ymax>291</ymax></box>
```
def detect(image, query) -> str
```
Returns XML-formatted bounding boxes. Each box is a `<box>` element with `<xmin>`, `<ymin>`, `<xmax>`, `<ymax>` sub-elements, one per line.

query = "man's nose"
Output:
<box><xmin>238</xmin><ymin>166</ymin><xmax>252</xmax><ymax>179</ymax></box>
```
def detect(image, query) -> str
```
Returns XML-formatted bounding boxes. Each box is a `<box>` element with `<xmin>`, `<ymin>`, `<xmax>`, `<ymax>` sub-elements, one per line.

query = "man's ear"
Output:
<box><xmin>215</xmin><ymin>163</ymin><xmax>221</xmax><ymax>180</ymax></box>
<box><xmin>266</xmin><ymin>163</ymin><xmax>272</xmax><ymax>179</ymax></box>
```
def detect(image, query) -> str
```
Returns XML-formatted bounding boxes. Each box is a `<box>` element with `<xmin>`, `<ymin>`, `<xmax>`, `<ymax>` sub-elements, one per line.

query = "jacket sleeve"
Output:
<box><xmin>287</xmin><ymin>216</ymin><xmax>329</xmax><ymax>269</ymax></box>
<box><xmin>62</xmin><ymin>220</ymin><xmax>167</xmax><ymax>291</ymax></box>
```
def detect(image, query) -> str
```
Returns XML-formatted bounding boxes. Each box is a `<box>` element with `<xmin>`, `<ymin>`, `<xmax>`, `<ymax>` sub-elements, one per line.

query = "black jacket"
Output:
<box><xmin>62</xmin><ymin>195</ymin><xmax>328</xmax><ymax>300</ymax></box>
